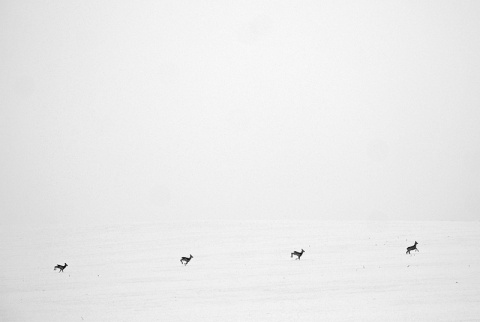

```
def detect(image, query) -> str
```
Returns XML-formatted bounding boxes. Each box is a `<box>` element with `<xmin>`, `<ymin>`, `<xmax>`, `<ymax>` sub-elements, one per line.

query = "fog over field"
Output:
<box><xmin>1</xmin><ymin>221</ymin><xmax>480</xmax><ymax>321</ymax></box>
<box><xmin>2</xmin><ymin>1</ymin><xmax>480</xmax><ymax>226</ymax></box>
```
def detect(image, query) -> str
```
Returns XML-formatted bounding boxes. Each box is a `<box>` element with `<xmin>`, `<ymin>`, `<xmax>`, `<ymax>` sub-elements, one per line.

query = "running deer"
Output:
<box><xmin>54</xmin><ymin>263</ymin><xmax>68</xmax><ymax>272</ymax></box>
<box><xmin>180</xmin><ymin>254</ymin><xmax>193</xmax><ymax>266</ymax></box>
<box><xmin>291</xmin><ymin>249</ymin><xmax>305</xmax><ymax>260</ymax></box>
<box><xmin>406</xmin><ymin>241</ymin><xmax>419</xmax><ymax>254</ymax></box>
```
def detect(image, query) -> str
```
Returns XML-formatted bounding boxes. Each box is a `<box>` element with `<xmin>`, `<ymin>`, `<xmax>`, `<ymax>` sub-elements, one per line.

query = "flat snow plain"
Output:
<box><xmin>1</xmin><ymin>221</ymin><xmax>480</xmax><ymax>321</ymax></box>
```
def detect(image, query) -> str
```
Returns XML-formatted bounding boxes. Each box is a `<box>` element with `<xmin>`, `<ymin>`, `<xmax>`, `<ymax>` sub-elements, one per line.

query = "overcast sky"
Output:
<box><xmin>1</xmin><ymin>1</ymin><xmax>480</xmax><ymax>225</ymax></box>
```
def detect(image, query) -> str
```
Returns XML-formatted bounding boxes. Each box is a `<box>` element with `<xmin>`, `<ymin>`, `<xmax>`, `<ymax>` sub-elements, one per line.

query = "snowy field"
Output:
<box><xmin>1</xmin><ymin>220</ymin><xmax>480</xmax><ymax>321</ymax></box>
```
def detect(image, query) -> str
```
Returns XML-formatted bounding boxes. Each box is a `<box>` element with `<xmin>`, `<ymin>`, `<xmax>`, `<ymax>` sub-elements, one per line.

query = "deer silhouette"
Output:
<box><xmin>291</xmin><ymin>249</ymin><xmax>305</xmax><ymax>260</ymax></box>
<box><xmin>54</xmin><ymin>263</ymin><xmax>68</xmax><ymax>272</ymax></box>
<box><xmin>180</xmin><ymin>254</ymin><xmax>193</xmax><ymax>266</ymax></box>
<box><xmin>406</xmin><ymin>241</ymin><xmax>419</xmax><ymax>254</ymax></box>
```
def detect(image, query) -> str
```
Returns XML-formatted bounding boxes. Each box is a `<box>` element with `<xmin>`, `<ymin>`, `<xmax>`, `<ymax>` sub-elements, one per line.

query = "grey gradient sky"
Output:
<box><xmin>1</xmin><ymin>1</ymin><xmax>480</xmax><ymax>225</ymax></box>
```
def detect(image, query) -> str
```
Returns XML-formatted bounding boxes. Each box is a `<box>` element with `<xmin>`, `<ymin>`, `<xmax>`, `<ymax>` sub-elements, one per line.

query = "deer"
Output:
<box><xmin>54</xmin><ymin>263</ymin><xmax>68</xmax><ymax>272</ymax></box>
<box><xmin>180</xmin><ymin>254</ymin><xmax>193</xmax><ymax>266</ymax></box>
<box><xmin>406</xmin><ymin>241</ymin><xmax>418</xmax><ymax>254</ymax></box>
<box><xmin>291</xmin><ymin>249</ymin><xmax>305</xmax><ymax>260</ymax></box>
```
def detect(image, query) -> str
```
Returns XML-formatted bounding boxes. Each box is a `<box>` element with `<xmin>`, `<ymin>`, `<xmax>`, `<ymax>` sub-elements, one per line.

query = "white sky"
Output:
<box><xmin>1</xmin><ymin>1</ymin><xmax>480</xmax><ymax>225</ymax></box>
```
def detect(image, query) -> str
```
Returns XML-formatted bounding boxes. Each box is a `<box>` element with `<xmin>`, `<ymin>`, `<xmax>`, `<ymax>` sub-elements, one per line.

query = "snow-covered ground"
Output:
<box><xmin>1</xmin><ymin>220</ymin><xmax>479</xmax><ymax>321</ymax></box>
